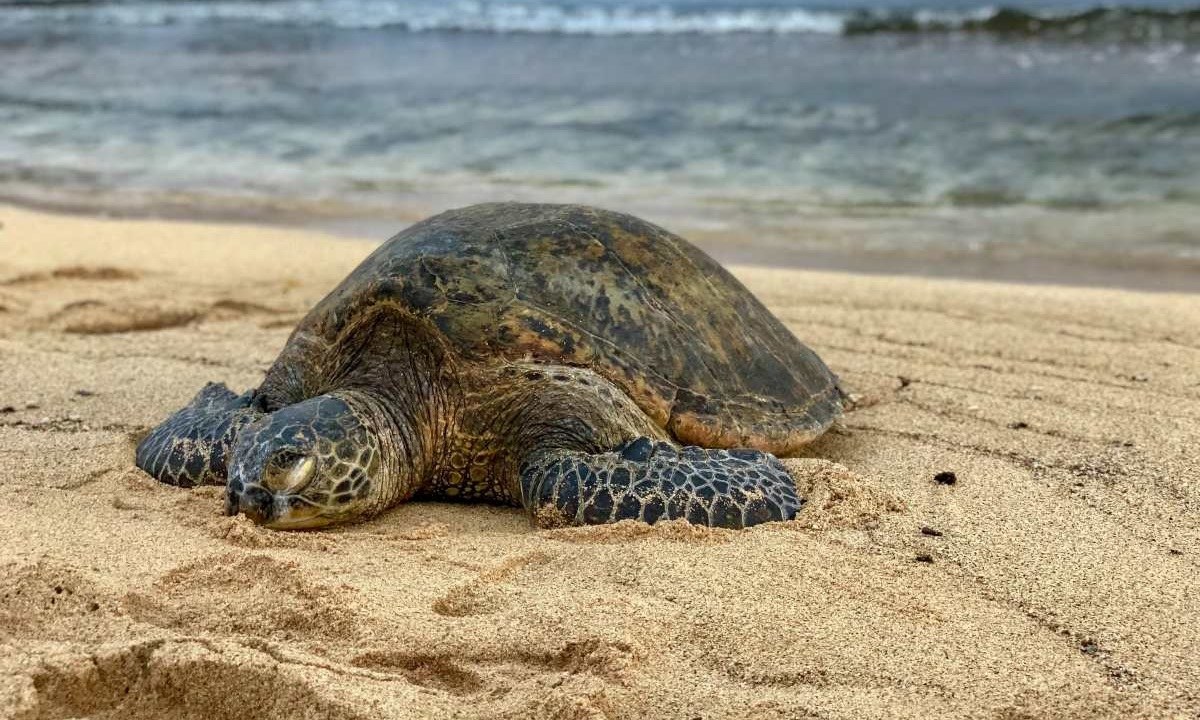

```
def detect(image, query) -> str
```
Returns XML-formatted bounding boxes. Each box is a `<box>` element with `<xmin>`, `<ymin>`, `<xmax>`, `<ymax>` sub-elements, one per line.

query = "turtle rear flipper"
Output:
<box><xmin>520</xmin><ymin>438</ymin><xmax>801</xmax><ymax>529</ymax></box>
<box><xmin>136</xmin><ymin>382</ymin><xmax>263</xmax><ymax>488</ymax></box>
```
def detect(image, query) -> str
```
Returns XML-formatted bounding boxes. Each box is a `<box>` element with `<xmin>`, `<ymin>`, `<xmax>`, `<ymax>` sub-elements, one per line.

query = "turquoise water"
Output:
<box><xmin>1</xmin><ymin>0</ymin><xmax>1198</xmax><ymax>287</ymax></box>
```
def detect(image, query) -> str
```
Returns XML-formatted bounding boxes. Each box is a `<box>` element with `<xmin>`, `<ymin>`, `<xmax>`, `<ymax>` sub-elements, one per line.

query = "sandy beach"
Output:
<box><xmin>0</xmin><ymin>203</ymin><xmax>1197</xmax><ymax>719</ymax></box>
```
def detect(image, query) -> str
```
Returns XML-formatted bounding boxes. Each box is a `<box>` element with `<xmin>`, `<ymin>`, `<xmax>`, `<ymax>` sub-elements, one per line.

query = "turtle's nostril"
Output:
<box><xmin>233</xmin><ymin>485</ymin><xmax>274</xmax><ymax>524</ymax></box>
<box><xmin>224</xmin><ymin>478</ymin><xmax>244</xmax><ymax>516</ymax></box>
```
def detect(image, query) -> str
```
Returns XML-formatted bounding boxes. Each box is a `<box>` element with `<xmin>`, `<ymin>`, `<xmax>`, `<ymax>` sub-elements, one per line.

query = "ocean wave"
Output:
<box><xmin>0</xmin><ymin>1</ymin><xmax>846</xmax><ymax>34</ymax></box>
<box><xmin>0</xmin><ymin>0</ymin><xmax>1198</xmax><ymax>41</ymax></box>
<box><xmin>844</xmin><ymin>5</ymin><xmax>1200</xmax><ymax>40</ymax></box>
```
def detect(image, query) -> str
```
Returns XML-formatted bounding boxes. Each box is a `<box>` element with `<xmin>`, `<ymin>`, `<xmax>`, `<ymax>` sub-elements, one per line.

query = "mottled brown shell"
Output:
<box><xmin>289</xmin><ymin>203</ymin><xmax>842</xmax><ymax>455</ymax></box>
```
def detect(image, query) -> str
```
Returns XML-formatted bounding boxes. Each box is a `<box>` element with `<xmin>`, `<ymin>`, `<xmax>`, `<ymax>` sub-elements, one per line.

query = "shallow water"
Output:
<box><xmin>1</xmin><ymin>0</ymin><xmax>1198</xmax><ymax>289</ymax></box>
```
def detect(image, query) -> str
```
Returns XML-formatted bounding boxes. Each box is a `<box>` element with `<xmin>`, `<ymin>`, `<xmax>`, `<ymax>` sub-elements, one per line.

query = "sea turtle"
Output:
<box><xmin>135</xmin><ymin>203</ymin><xmax>844</xmax><ymax>530</ymax></box>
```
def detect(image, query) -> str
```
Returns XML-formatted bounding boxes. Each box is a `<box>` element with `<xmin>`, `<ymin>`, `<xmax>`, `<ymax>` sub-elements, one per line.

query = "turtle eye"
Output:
<box><xmin>270</xmin><ymin>450</ymin><xmax>304</xmax><ymax>470</ymax></box>
<box><xmin>263</xmin><ymin>453</ymin><xmax>316</xmax><ymax>493</ymax></box>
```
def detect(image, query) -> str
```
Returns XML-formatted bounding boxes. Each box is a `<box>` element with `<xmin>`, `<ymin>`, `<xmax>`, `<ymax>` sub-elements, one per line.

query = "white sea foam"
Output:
<box><xmin>0</xmin><ymin>0</ymin><xmax>851</xmax><ymax>35</ymax></box>
<box><xmin>3</xmin><ymin>0</ymin><xmax>1197</xmax><ymax>39</ymax></box>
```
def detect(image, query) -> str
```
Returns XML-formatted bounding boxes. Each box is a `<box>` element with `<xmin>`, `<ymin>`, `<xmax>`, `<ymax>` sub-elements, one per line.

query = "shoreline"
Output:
<box><xmin>3</xmin><ymin>196</ymin><xmax>1197</xmax><ymax>295</ymax></box>
<box><xmin>1</xmin><ymin>204</ymin><xmax>1197</xmax><ymax>718</ymax></box>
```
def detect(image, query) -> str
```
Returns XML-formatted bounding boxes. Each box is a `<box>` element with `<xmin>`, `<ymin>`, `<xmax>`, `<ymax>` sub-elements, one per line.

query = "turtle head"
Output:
<box><xmin>226</xmin><ymin>394</ymin><xmax>383</xmax><ymax>529</ymax></box>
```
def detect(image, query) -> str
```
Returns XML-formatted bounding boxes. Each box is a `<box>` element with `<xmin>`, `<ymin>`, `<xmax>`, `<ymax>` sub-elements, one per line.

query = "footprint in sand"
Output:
<box><xmin>124</xmin><ymin>552</ymin><xmax>359</xmax><ymax>641</ymax></box>
<box><xmin>4</xmin><ymin>266</ymin><xmax>293</xmax><ymax>333</ymax></box>
<box><xmin>0</xmin><ymin>268</ymin><xmax>137</xmax><ymax>321</ymax></box>
<box><xmin>349</xmin><ymin>639</ymin><xmax>639</xmax><ymax>699</ymax></box>
<box><xmin>14</xmin><ymin>639</ymin><xmax>366</xmax><ymax>720</ymax></box>
<box><xmin>350</xmin><ymin>651</ymin><xmax>484</xmax><ymax>696</ymax></box>
<box><xmin>431</xmin><ymin>551</ymin><xmax>554</xmax><ymax>618</ymax></box>
<box><xmin>50</xmin><ymin>296</ymin><xmax>290</xmax><ymax>335</ymax></box>
<box><xmin>0</xmin><ymin>562</ymin><xmax>109</xmax><ymax>634</ymax></box>
<box><xmin>1</xmin><ymin>266</ymin><xmax>140</xmax><ymax>286</ymax></box>
<box><xmin>52</xmin><ymin>300</ymin><xmax>201</xmax><ymax>335</ymax></box>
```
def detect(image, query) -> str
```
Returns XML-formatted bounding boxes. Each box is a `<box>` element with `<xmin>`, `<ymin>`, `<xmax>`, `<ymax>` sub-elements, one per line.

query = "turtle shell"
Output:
<box><xmin>283</xmin><ymin>203</ymin><xmax>842</xmax><ymax>455</ymax></box>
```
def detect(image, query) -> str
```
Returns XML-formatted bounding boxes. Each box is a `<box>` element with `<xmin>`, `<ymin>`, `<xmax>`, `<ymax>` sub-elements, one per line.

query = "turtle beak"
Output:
<box><xmin>225</xmin><ymin>482</ymin><xmax>328</xmax><ymax>529</ymax></box>
<box><xmin>225</xmin><ymin>484</ymin><xmax>274</xmax><ymax>524</ymax></box>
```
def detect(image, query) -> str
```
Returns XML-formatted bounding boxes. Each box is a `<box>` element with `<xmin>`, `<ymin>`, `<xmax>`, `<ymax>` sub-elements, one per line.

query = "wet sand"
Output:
<box><xmin>0</xmin><ymin>204</ymin><xmax>1197</xmax><ymax>719</ymax></box>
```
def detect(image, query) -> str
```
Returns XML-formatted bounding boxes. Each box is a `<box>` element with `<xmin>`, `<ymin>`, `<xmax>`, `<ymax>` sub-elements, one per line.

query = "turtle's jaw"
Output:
<box><xmin>225</xmin><ymin>484</ymin><xmax>342</xmax><ymax>529</ymax></box>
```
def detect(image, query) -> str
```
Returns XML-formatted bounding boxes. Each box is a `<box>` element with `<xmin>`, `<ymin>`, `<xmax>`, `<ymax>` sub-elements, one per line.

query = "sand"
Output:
<box><xmin>0</xmin><ymin>203</ymin><xmax>1196</xmax><ymax>720</ymax></box>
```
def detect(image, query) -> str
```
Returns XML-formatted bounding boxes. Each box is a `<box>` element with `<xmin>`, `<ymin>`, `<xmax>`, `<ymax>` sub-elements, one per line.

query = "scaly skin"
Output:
<box><xmin>224</xmin><ymin>393</ymin><xmax>382</xmax><ymax>528</ymax></box>
<box><xmin>137</xmin><ymin>337</ymin><xmax>802</xmax><ymax>528</ymax></box>
<box><xmin>520</xmin><ymin>440</ymin><xmax>801</xmax><ymax>529</ymax></box>
<box><xmin>135</xmin><ymin>383</ymin><xmax>262</xmax><ymax>488</ymax></box>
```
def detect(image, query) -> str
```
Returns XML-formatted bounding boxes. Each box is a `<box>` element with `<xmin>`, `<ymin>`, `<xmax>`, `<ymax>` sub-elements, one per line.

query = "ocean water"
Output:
<box><xmin>1</xmin><ymin>0</ymin><xmax>1199</xmax><ymax>288</ymax></box>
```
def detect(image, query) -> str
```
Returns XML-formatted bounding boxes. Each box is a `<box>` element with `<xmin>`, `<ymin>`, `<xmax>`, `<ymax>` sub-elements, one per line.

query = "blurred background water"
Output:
<box><xmin>1</xmin><ymin>0</ymin><xmax>1199</xmax><ymax>289</ymax></box>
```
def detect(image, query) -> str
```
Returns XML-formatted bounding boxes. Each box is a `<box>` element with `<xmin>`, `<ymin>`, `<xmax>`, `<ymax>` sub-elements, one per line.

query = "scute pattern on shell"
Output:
<box><xmin>278</xmin><ymin>203</ymin><xmax>843</xmax><ymax>455</ymax></box>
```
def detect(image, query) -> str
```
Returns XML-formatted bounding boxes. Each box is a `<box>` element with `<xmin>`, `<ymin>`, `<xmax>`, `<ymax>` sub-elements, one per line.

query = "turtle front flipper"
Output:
<box><xmin>136</xmin><ymin>382</ymin><xmax>263</xmax><ymax>488</ymax></box>
<box><xmin>519</xmin><ymin>438</ymin><xmax>801</xmax><ymax>529</ymax></box>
